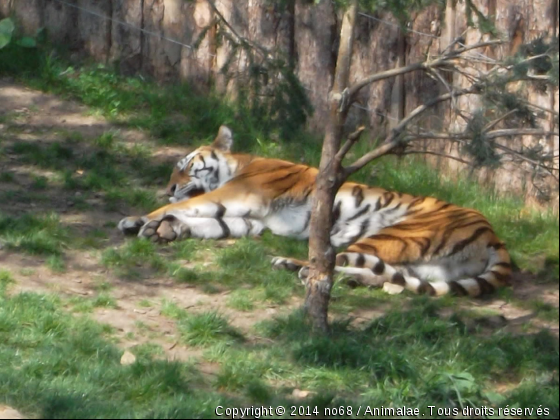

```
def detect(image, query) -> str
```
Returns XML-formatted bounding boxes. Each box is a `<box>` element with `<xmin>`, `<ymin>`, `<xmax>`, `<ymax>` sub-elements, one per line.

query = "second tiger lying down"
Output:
<box><xmin>118</xmin><ymin>126</ymin><xmax>512</xmax><ymax>297</ymax></box>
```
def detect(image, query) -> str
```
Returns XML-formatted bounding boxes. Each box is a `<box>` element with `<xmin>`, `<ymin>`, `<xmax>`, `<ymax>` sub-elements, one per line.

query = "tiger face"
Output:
<box><xmin>166</xmin><ymin>126</ymin><xmax>234</xmax><ymax>203</ymax></box>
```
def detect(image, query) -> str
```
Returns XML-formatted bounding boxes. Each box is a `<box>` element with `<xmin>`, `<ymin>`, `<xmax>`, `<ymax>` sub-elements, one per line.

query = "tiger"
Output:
<box><xmin>118</xmin><ymin>125</ymin><xmax>512</xmax><ymax>297</ymax></box>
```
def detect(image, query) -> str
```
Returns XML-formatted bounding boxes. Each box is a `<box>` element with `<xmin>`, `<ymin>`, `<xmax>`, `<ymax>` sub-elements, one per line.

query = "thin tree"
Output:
<box><xmin>304</xmin><ymin>0</ymin><xmax>559</xmax><ymax>333</ymax></box>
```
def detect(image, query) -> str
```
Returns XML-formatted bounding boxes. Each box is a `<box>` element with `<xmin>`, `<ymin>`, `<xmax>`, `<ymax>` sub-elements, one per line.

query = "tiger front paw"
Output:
<box><xmin>138</xmin><ymin>215</ymin><xmax>191</xmax><ymax>244</ymax></box>
<box><xmin>118</xmin><ymin>216</ymin><xmax>146</xmax><ymax>236</ymax></box>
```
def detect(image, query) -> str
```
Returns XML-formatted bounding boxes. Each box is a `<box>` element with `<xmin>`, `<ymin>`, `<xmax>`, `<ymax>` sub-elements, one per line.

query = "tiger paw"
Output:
<box><xmin>118</xmin><ymin>216</ymin><xmax>146</xmax><ymax>235</ymax></box>
<box><xmin>297</xmin><ymin>266</ymin><xmax>310</xmax><ymax>285</ymax></box>
<box><xmin>271</xmin><ymin>257</ymin><xmax>305</xmax><ymax>272</ymax></box>
<box><xmin>138</xmin><ymin>215</ymin><xmax>191</xmax><ymax>244</ymax></box>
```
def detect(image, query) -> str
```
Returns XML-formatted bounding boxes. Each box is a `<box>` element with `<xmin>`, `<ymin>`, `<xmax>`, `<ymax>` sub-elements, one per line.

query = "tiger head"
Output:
<box><xmin>166</xmin><ymin>125</ymin><xmax>235</xmax><ymax>203</ymax></box>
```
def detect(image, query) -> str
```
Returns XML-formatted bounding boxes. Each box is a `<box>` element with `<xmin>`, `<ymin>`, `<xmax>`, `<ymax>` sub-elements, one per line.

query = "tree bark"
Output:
<box><xmin>305</xmin><ymin>0</ymin><xmax>359</xmax><ymax>334</ymax></box>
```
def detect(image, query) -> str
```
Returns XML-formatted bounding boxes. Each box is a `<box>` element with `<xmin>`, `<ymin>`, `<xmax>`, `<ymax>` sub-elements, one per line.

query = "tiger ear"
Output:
<box><xmin>211</xmin><ymin>125</ymin><xmax>233</xmax><ymax>152</ymax></box>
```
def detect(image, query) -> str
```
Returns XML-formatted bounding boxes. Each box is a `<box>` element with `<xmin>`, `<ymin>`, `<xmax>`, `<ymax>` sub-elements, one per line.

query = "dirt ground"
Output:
<box><xmin>0</xmin><ymin>78</ymin><xmax>558</xmax><ymax>372</ymax></box>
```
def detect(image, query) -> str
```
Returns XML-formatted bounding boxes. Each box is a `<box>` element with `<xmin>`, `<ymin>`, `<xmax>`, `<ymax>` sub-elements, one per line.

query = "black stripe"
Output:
<box><xmin>301</xmin><ymin>211</ymin><xmax>311</xmax><ymax>232</ymax></box>
<box><xmin>475</xmin><ymin>277</ymin><xmax>495</xmax><ymax>295</ymax></box>
<box><xmin>355</xmin><ymin>253</ymin><xmax>365</xmax><ymax>268</ymax></box>
<box><xmin>352</xmin><ymin>219</ymin><xmax>370</xmax><ymax>242</ymax></box>
<box><xmin>332</xmin><ymin>201</ymin><xmax>342</xmax><ymax>224</ymax></box>
<box><xmin>417</xmin><ymin>281</ymin><xmax>436</xmax><ymax>296</ymax></box>
<box><xmin>336</xmin><ymin>254</ymin><xmax>349</xmax><ymax>266</ymax></box>
<box><xmin>411</xmin><ymin>237</ymin><xmax>431</xmax><ymax>256</ymax></box>
<box><xmin>450</xmin><ymin>227</ymin><xmax>493</xmax><ymax>255</ymax></box>
<box><xmin>243</xmin><ymin>218</ymin><xmax>253</xmax><ymax>232</ymax></box>
<box><xmin>408</xmin><ymin>197</ymin><xmax>426</xmax><ymax>209</ymax></box>
<box><xmin>262</xmin><ymin>171</ymin><xmax>298</xmax><ymax>187</ymax></box>
<box><xmin>432</xmin><ymin>226</ymin><xmax>459</xmax><ymax>257</ymax></box>
<box><xmin>490</xmin><ymin>270</ymin><xmax>510</xmax><ymax>283</ymax></box>
<box><xmin>215</xmin><ymin>203</ymin><xmax>227</xmax><ymax>218</ymax></box>
<box><xmin>217</xmin><ymin>218</ymin><xmax>230</xmax><ymax>239</ymax></box>
<box><xmin>372</xmin><ymin>260</ymin><xmax>385</xmax><ymax>275</ymax></box>
<box><xmin>392</xmin><ymin>272</ymin><xmax>406</xmax><ymax>286</ymax></box>
<box><xmin>449</xmin><ymin>281</ymin><xmax>469</xmax><ymax>296</ymax></box>
<box><xmin>352</xmin><ymin>186</ymin><xmax>364</xmax><ymax>207</ymax></box>
<box><xmin>347</xmin><ymin>204</ymin><xmax>371</xmax><ymax>222</ymax></box>
<box><xmin>494</xmin><ymin>262</ymin><xmax>512</xmax><ymax>269</ymax></box>
<box><xmin>211</xmin><ymin>150</ymin><xmax>218</xmax><ymax>161</ymax></box>
<box><xmin>383</xmin><ymin>192</ymin><xmax>394</xmax><ymax>208</ymax></box>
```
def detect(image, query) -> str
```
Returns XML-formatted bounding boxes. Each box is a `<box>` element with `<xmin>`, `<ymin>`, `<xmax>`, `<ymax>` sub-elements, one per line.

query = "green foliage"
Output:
<box><xmin>462</xmin><ymin>111</ymin><xmax>501</xmax><ymax>168</ymax></box>
<box><xmin>197</xmin><ymin>15</ymin><xmax>313</xmax><ymax>140</ymax></box>
<box><xmin>0</xmin><ymin>18</ymin><xmax>44</xmax><ymax>75</ymax></box>
<box><xmin>0</xmin><ymin>17</ymin><xmax>15</xmax><ymax>49</ymax></box>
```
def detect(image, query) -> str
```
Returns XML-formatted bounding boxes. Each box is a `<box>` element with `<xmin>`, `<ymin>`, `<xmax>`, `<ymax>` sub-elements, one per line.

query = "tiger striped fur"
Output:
<box><xmin>118</xmin><ymin>125</ymin><xmax>512</xmax><ymax>297</ymax></box>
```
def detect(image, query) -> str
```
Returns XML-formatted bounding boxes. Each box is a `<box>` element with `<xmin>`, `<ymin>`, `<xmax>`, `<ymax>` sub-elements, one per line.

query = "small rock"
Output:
<box><xmin>120</xmin><ymin>351</ymin><xmax>137</xmax><ymax>366</ymax></box>
<box><xmin>292</xmin><ymin>389</ymin><xmax>314</xmax><ymax>399</ymax></box>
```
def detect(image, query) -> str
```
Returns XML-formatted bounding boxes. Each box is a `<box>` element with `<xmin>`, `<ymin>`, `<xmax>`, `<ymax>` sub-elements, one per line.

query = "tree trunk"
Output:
<box><xmin>305</xmin><ymin>0</ymin><xmax>359</xmax><ymax>333</ymax></box>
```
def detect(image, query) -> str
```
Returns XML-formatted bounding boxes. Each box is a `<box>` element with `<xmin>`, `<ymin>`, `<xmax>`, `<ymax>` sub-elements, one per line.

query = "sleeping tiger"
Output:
<box><xmin>118</xmin><ymin>125</ymin><xmax>512</xmax><ymax>297</ymax></box>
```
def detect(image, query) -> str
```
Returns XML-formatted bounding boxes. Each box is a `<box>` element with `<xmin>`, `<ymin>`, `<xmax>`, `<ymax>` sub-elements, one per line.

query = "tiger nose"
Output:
<box><xmin>167</xmin><ymin>184</ymin><xmax>177</xmax><ymax>196</ymax></box>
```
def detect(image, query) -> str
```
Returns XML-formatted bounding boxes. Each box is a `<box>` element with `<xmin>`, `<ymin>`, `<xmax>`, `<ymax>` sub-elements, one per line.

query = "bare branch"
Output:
<box><xmin>207</xmin><ymin>0</ymin><xmax>269</xmax><ymax>58</ymax></box>
<box><xmin>335</xmin><ymin>126</ymin><xmax>366</xmax><ymax>163</ymax></box>
<box><xmin>347</xmin><ymin>40</ymin><xmax>504</xmax><ymax>105</ymax></box>
<box><xmin>483</xmin><ymin>109</ymin><xmax>519</xmax><ymax>132</ymax></box>
<box><xmin>520</xmin><ymin>100</ymin><xmax>560</xmax><ymax>117</ymax></box>
<box><xmin>406</xmin><ymin>129</ymin><xmax>559</xmax><ymax>182</ymax></box>
<box><xmin>411</xmin><ymin>129</ymin><xmax>559</xmax><ymax>141</ymax></box>
<box><xmin>485</xmin><ymin>129</ymin><xmax>559</xmax><ymax>139</ymax></box>
<box><xmin>402</xmin><ymin>150</ymin><xmax>473</xmax><ymax>166</ymax></box>
<box><xmin>343</xmin><ymin>87</ymin><xmax>480</xmax><ymax>177</ymax></box>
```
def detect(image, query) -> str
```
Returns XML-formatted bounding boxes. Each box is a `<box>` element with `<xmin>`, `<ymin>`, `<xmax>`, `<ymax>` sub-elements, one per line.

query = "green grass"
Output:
<box><xmin>0</xmin><ymin>213</ymin><xmax>69</xmax><ymax>257</ymax></box>
<box><xmin>0</xmin><ymin>45</ymin><xmax>557</xmax><ymax>419</ymax></box>
<box><xmin>0</xmin><ymin>270</ymin><xmax>15</xmax><ymax>294</ymax></box>
<box><xmin>0</xmin><ymin>171</ymin><xmax>16</xmax><ymax>183</ymax></box>
<box><xmin>101</xmin><ymin>239</ymin><xmax>167</xmax><ymax>280</ymax></box>
<box><xmin>227</xmin><ymin>290</ymin><xmax>256</xmax><ymax>311</ymax></box>
<box><xmin>0</xmin><ymin>290</ymin><xmax>237</xmax><ymax>419</ymax></box>
<box><xmin>178</xmin><ymin>311</ymin><xmax>244</xmax><ymax>347</ymax></box>
<box><xmin>46</xmin><ymin>255</ymin><xmax>66</xmax><ymax>273</ymax></box>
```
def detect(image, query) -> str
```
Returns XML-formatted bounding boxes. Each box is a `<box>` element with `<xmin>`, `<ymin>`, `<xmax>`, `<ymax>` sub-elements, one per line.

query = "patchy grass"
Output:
<box><xmin>46</xmin><ymin>255</ymin><xmax>66</xmax><ymax>273</ymax></box>
<box><xmin>101</xmin><ymin>239</ymin><xmax>167</xmax><ymax>280</ymax></box>
<box><xmin>0</xmin><ymin>213</ymin><xmax>70</xmax><ymax>257</ymax></box>
<box><xmin>0</xmin><ymin>290</ymin><xmax>236</xmax><ymax>419</ymax></box>
<box><xmin>178</xmin><ymin>311</ymin><xmax>244</xmax><ymax>347</ymax></box>
<box><xmin>0</xmin><ymin>48</ymin><xmax>558</xmax><ymax>419</ymax></box>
